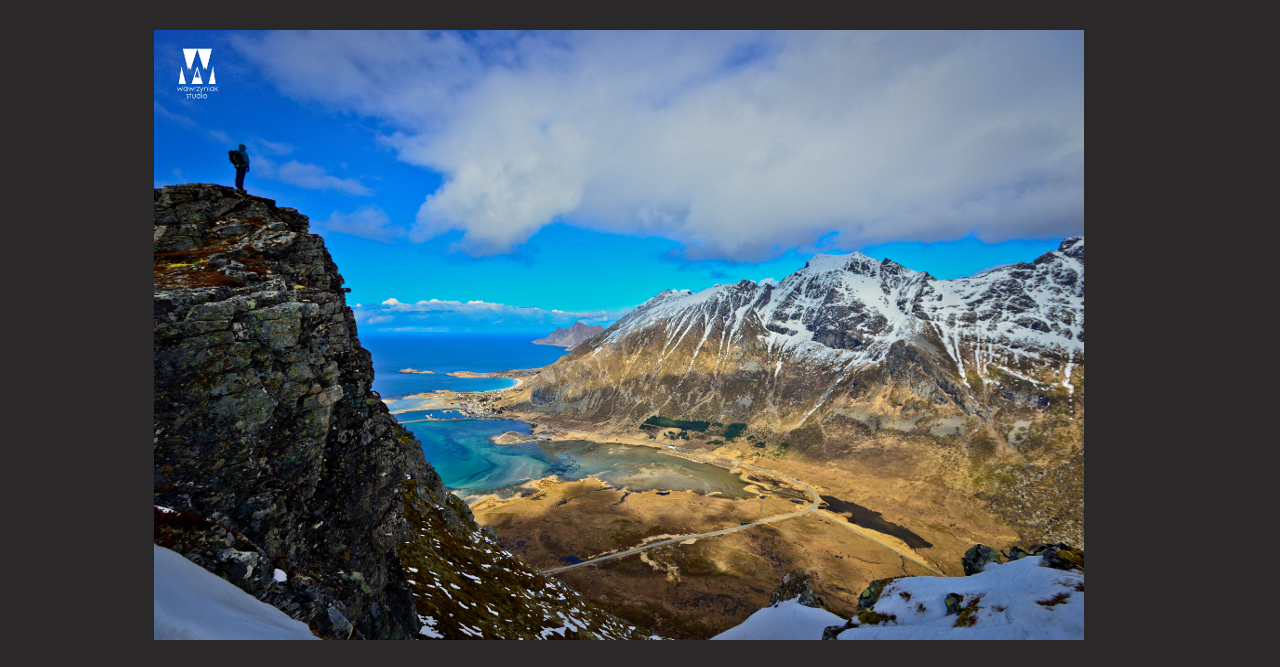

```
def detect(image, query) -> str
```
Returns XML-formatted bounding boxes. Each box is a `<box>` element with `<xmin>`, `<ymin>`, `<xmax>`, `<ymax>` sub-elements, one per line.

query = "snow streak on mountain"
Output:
<box><xmin>523</xmin><ymin>237</ymin><xmax>1082</xmax><ymax>430</ymax></box>
<box><xmin>602</xmin><ymin>237</ymin><xmax>1082</xmax><ymax>379</ymax></box>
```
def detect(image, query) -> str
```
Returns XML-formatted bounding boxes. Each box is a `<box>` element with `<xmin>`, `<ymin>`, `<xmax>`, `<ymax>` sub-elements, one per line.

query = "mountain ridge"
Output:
<box><xmin>523</xmin><ymin>237</ymin><xmax>1082</xmax><ymax>425</ymax></box>
<box><xmin>532</xmin><ymin>321</ymin><xmax>606</xmax><ymax>349</ymax></box>
<box><xmin>502</xmin><ymin>237</ymin><xmax>1084</xmax><ymax>550</ymax></box>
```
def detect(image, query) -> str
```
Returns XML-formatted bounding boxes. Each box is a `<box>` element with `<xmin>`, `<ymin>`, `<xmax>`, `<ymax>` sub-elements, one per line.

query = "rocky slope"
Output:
<box><xmin>154</xmin><ymin>184</ymin><xmax>653</xmax><ymax>640</ymax></box>
<box><xmin>532</xmin><ymin>321</ymin><xmax>606</xmax><ymax>350</ymax></box>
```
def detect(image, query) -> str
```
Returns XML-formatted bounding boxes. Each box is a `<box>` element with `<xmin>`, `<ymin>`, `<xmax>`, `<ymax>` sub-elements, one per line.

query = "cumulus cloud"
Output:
<box><xmin>315</xmin><ymin>206</ymin><xmax>406</xmax><ymax>242</ymax></box>
<box><xmin>354</xmin><ymin>297</ymin><xmax>627</xmax><ymax>330</ymax></box>
<box><xmin>238</xmin><ymin>31</ymin><xmax>1083</xmax><ymax>261</ymax></box>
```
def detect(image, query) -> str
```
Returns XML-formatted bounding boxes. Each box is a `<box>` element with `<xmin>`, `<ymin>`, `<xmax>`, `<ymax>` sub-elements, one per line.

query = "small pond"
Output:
<box><xmin>820</xmin><ymin>495</ymin><xmax>933</xmax><ymax>549</ymax></box>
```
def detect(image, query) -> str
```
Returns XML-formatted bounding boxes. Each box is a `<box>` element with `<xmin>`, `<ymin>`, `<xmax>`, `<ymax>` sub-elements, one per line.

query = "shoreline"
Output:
<box><xmin>400</xmin><ymin>375</ymin><xmax>525</xmax><ymax>397</ymax></box>
<box><xmin>383</xmin><ymin>366</ymin><xmax>540</xmax><ymax>406</ymax></box>
<box><xmin>404</xmin><ymin>407</ymin><xmax>947</xmax><ymax>576</ymax></box>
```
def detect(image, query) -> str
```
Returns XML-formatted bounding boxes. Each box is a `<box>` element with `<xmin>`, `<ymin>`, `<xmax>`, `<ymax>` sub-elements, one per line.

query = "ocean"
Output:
<box><xmin>360</xmin><ymin>332</ymin><xmax>570</xmax><ymax>398</ymax></box>
<box><xmin>363</xmin><ymin>332</ymin><xmax>750</xmax><ymax>499</ymax></box>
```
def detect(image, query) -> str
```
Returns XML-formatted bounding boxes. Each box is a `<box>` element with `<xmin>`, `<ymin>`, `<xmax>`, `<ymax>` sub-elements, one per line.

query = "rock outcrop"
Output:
<box><xmin>154</xmin><ymin>184</ymin><xmax>653</xmax><ymax>640</ymax></box>
<box><xmin>961</xmin><ymin>544</ymin><xmax>1003</xmax><ymax>575</ymax></box>
<box><xmin>532</xmin><ymin>321</ymin><xmax>606</xmax><ymax>350</ymax></box>
<box><xmin>770</xmin><ymin>569</ymin><xmax>824</xmax><ymax>609</ymax></box>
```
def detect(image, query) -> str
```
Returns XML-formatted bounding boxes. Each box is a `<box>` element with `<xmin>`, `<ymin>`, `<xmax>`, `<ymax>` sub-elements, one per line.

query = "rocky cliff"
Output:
<box><xmin>154</xmin><ymin>184</ymin><xmax>653</xmax><ymax>639</ymax></box>
<box><xmin>532</xmin><ymin>321</ymin><xmax>606</xmax><ymax>350</ymax></box>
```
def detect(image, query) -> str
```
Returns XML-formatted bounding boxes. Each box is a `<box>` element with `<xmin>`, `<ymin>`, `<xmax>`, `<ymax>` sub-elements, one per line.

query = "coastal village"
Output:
<box><xmin>386</xmin><ymin>388</ymin><xmax>510</xmax><ymax>421</ymax></box>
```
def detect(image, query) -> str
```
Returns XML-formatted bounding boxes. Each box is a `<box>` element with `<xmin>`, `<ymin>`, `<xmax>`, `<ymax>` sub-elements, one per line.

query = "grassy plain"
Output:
<box><xmin>470</xmin><ymin>454</ymin><xmax>958</xmax><ymax>639</ymax></box>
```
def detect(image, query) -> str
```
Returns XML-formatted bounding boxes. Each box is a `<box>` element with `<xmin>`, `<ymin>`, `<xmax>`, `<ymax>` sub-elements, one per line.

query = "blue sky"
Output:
<box><xmin>154</xmin><ymin>31</ymin><xmax>1083</xmax><ymax>334</ymax></box>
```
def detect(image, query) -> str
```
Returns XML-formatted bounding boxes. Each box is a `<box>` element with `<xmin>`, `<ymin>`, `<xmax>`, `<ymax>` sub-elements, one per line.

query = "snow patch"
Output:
<box><xmin>713</xmin><ymin>556</ymin><xmax>1083</xmax><ymax>640</ymax></box>
<box><xmin>153</xmin><ymin>544</ymin><xmax>318</xmax><ymax>640</ymax></box>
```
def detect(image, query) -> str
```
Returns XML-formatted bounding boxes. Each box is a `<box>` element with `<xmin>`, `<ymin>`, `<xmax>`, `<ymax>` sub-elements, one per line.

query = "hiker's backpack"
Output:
<box><xmin>229</xmin><ymin>150</ymin><xmax>244</xmax><ymax>167</ymax></box>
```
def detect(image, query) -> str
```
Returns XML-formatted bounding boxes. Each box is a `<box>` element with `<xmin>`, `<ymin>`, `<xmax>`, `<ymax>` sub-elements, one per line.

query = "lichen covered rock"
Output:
<box><xmin>962</xmin><ymin>544</ymin><xmax>1003</xmax><ymax>576</ymax></box>
<box><xmin>1034</xmin><ymin>542</ymin><xmax>1084</xmax><ymax>572</ymax></box>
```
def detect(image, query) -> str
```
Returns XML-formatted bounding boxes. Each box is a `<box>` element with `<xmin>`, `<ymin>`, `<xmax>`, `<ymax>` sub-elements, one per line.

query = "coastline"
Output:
<box><xmin>479</xmin><ymin>413</ymin><xmax>948</xmax><ymax>571</ymax></box>
<box><xmin>402</xmin><ymin>400</ymin><xmax>952</xmax><ymax>602</ymax></box>
<box><xmin>382</xmin><ymin>372</ymin><xmax>529</xmax><ymax>418</ymax></box>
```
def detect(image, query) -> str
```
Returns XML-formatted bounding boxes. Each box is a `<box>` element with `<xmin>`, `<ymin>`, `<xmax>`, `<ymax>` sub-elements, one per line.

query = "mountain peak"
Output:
<box><xmin>801</xmin><ymin>251</ymin><xmax>876</xmax><ymax>272</ymax></box>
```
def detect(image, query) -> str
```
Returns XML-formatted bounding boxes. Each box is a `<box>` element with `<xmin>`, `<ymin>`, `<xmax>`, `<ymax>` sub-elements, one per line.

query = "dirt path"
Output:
<box><xmin>537</xmin><ymin>428</ymin><xmax>943</xmax><ymax>576</ymax></box>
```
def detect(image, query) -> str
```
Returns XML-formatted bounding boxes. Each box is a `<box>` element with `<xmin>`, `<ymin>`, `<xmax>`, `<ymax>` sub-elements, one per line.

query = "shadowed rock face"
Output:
<box><xmin>155</xmin><ymin>185</ymin><xmax>428</xmax><ymax>638</ymax></box>
<box><xmin>154</xmin><ymin>184</ymin><xmax>654</xmax><ymax>640</ymax></box>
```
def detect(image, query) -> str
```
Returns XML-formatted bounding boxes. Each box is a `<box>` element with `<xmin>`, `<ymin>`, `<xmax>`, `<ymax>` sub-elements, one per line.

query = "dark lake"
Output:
<box><xmin>820</xmin><ymin>495</ymin><xmax>933</xmax><ymax>549</ymax></box>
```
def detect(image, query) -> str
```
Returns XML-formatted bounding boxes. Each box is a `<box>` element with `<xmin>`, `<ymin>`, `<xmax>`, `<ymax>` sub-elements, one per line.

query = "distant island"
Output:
<box><xmin>532</xmin><ymin>321</ymin><xmax>605</xmax><ymax>349</ymax></box>
<box><xmin>399</xmin><ymin>368</ymin><xmax>436</xmax><ymax>374</ymax></box>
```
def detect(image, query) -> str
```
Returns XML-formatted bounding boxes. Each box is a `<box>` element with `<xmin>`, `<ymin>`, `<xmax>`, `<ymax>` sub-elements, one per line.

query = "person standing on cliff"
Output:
<box><xmin>229</xmin><ymin>144</ymin><xmax>250</xmax><ymax>192</ymax></box>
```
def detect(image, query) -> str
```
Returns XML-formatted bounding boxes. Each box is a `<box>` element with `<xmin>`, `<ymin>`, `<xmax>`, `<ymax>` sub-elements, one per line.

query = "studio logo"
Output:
<box><xmin>177</xmin><ymin>48</ymin><xmax>218</xmax><ymax>98</ymax></box>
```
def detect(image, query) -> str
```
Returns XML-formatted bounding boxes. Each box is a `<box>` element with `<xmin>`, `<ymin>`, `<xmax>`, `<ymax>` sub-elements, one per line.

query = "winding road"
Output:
<box><xmin>537</xmin><ymin>429</ymin><xmax>943</xmax><ymax>576</ymax></box>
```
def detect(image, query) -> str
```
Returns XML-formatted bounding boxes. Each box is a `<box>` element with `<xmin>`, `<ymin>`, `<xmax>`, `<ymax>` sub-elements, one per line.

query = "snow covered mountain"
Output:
<box><xmin>520</xmin><ymin>238</ymin><xmax>1083</xmax><ymax>430</ymax></box>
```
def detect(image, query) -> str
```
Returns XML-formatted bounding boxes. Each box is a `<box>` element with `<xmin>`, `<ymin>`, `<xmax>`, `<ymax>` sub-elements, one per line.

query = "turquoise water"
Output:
<box><xmin>400</xmin><ymin>419</ymin><xmax>558</xmax><ymax>492</ymax></box>
<box><xmin>400</xmin><ymin>418</ymin><xmax>754</xmax><ymax>500</ymax></box>
<box><xmin>393</xmin><ymin>409</ymin><xmax>472</xmax><ymax>422</ymax></box>
<box><xmin>372</xmin><ymin>332</ymin><xmax>754</xmax><ymax>500</ymax></box>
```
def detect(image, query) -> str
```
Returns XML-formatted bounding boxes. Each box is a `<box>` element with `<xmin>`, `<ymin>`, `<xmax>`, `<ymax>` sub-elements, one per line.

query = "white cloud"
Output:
<box><xmin>315</xmin><ymin>206</ymin><xmax>406</xmax><ymax>242</ymax></box>
<box><xmin>262</xmin><ymin>159</ymin><xmax>373</xmax><ymax>195</ymax></box>
<box><xmin>353</xmin><ymin>297</ymin><xmax>628</xmax><ymax>330</ymax></box>
<box><xmin>253</xmin><ymin>138</ymin><xmax>295</xmax><ymax>156</ymax></box>
<box><xmin>239</xmin><ymin>31</ymin><xmax>1083</xmax><ymax>261</ymax></box>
